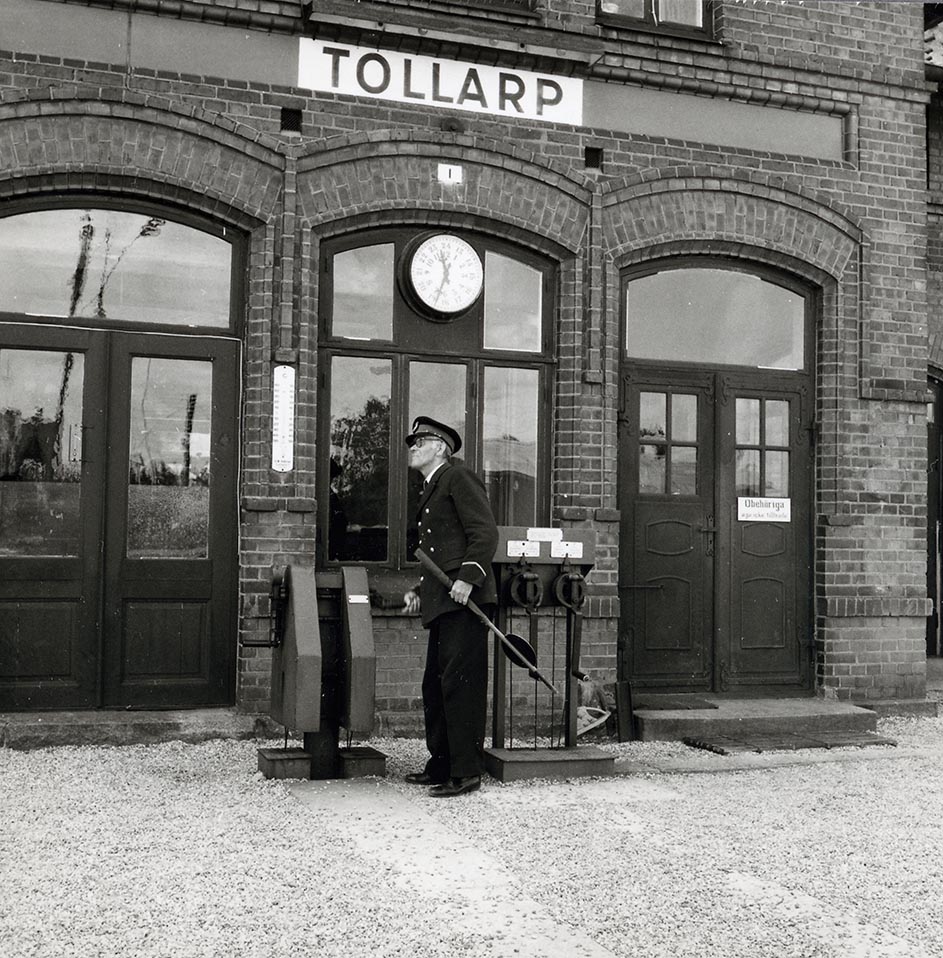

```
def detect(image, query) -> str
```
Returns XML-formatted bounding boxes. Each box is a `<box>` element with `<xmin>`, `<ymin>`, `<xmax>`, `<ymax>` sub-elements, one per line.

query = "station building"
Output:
<box><xmin>0</xmin><ymin>0</ymin><xmax>937</xmax><ymax>727</ymax></box>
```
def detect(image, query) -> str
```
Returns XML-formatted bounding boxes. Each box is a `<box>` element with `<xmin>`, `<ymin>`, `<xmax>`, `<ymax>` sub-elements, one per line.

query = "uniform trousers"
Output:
<box><xmin>421</xmin><ymin>605</ymin><xmax>491</xmax><ymax>781</ymax></box>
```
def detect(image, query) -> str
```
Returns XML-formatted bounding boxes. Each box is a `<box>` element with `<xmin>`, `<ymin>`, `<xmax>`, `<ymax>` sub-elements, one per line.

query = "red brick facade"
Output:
<box><xmin>0</xmin><ymin>0</ymin><xmax>937</xmax><ymax>719</ymax></box>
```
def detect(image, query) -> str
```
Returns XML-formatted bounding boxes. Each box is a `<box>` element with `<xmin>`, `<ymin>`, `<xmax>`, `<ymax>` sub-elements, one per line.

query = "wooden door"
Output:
<box><xmin>618</xmin><ymin>370</ymin><xmax>715</xmax><ymax>690</ymax></box>
<box><xmin>716</xmin><ymin>375</ymin><xmax>813</xmax><ymax>691</ymax></box>
<box><xmin>0</xmin><ymin>327</ymin><xmax>106</xmax><ymax>708</ymax></box>
<box><xmin>0</xmin><ymin>325</ymin><xmax>239</xmax><ymax>709</ymax></box>
<box><xmin>101</xmin><ymin>333</ymin><xmax>239</xmax><ymax>708</ymax></box>
<box><xmin>619</xmin><ymin>367</ymin><xmax>813</xmax><ymax>693</ymax></box>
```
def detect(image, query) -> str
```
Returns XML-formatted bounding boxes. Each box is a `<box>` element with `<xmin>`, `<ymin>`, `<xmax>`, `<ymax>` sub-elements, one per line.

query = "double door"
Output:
<box><xmin>618</xmin><ymin>367</ymin><xmax>813</xmax><ymax>693</ymax></box>
<box><xmin>0</xmin><ymin>324</ymin><xmax>239</xmax><ymax>709</ymax></box>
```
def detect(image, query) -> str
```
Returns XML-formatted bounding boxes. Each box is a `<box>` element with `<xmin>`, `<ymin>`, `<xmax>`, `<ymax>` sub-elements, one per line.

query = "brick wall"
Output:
<box><xmin>0</xmin><ymin>0</ymin><xmax>936</xmax><ymax>716</ymax></box>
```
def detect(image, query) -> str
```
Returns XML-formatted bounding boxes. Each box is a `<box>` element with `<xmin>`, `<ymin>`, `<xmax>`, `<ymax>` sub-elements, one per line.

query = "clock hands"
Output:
<box><xmin>432</xmin><ymin>247</ymin><xmax>452</xmax><ymax>305</ymax></box>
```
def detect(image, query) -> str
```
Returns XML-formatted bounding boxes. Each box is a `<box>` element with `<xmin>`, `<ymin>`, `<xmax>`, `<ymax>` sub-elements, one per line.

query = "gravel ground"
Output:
<box><xmin>2</xmin><ymin>713</ymin><xmax>942</xmax><ymax>958</ymax></box>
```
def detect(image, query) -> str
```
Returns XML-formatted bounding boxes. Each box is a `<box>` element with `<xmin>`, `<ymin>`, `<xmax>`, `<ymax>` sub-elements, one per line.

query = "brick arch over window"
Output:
<box><xmin>290</xmin><ymin>134</ymin><xmax>596</xmax><ymax>522</ymax></box>
<box><xmin>0</xmin><ymin>92</ymin><xmax>285</xmax><ymax>226</ymax></box>
<box><xmin>603</xmin><ymin>179</ymin><xmax>866</xmax><ymax>531</ymax></box>
<box><xmin>294</xmin><ymin>133</ymin><xmax>594</xmax><ymax>254</ymax></box>
<box><xmin>0</xmin><ymin>92</ymin><xmax>293</xmax><ymax>522</ymax></box>
<box><xmin>603</xmin><ymin>178</ymin><xmax>861</xmax><ymax>278</ymax></box>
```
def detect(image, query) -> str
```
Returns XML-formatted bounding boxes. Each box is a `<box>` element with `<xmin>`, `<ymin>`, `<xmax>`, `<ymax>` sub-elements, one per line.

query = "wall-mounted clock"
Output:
<box><xmin>406</xmin><ymin>233</ymin><xmax>484</xmax><ymax>317</ymax></box>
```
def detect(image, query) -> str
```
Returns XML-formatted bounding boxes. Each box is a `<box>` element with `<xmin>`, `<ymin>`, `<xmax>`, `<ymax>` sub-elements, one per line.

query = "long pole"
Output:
<box><xmin>415</xmin><ymin>549</ymin><xmax>558</xmax><ymax>695</ymax></box>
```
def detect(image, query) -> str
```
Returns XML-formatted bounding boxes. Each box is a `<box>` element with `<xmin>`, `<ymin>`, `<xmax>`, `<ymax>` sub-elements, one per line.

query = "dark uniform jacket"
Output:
<box><xmin>415</xmin><ymin>460</ymin><xmax>499</xmax><ymax>627</ymax></box>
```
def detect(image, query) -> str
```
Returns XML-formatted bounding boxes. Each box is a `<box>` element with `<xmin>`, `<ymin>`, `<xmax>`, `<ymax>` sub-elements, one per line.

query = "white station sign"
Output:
<box><xmin>737</xmin><ymin>497</ymin><xmax>791</xmax><ymax>523</ymax></box>
<box><xmin>298</xmin><ymin>38</ymin><xmax>583</xmax><ymax>126</ymax></box>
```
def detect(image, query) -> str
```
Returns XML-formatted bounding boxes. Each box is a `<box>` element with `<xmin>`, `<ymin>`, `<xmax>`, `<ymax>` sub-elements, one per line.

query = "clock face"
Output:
<box><xmin>408</xmin><ymin>234</ymin><xmax>484</xmax><ymax>316</ymax></box>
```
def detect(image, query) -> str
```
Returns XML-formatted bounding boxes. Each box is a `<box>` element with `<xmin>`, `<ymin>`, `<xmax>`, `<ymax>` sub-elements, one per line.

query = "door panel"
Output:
<box><xmin>629</xmin><ymin>502</ymin><xmax>711</xmax><ymax>685</ymax></box>
<box><xmin>0</xmin><ymin>325</ymin><xmax>238</xmax><ymax>710</ymax></box>
<box><xmin>717</xmin><ymin>378</ymin><xmax>812</xmax><ymax>690</ymax></box>
<box><xmin>618</xmin><ymin>371</ymin><xmax>714</xmax><ymax>690</ymax></box>
<box><xmin>0</xmin><ymin>328</ymin><xmax>105</xmax><ymax>708</ymax></box>
<box><xmin>102</xmin><ymin>335</ymin><xmax>238</xmax><ymax>708</ymax></box>
<box><xmin>619</xmin><ymin>367</ymin><xmax>812</xmax><ymax>693</ymax></box>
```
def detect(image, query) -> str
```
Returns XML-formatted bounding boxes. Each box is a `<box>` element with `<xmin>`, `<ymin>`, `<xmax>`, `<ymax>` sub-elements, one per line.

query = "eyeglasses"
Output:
<box><xmin>405</xmin><ymin>433</ymin><xmax>443</xmax><ymax>449</ymax></box>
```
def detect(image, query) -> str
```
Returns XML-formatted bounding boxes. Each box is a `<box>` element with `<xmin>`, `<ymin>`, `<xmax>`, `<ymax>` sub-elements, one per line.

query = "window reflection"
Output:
<box><xmin>626</xmin><ymin>268</ymin><xmax>804</xmax><ymax>369</ymax></box>
<box><xmin>406</xmin><ymin>361</ymin><xmax>467</xmax><ymax>562</ymax></box>
<box><xmin>483</xmin><ymin>252</ymin><xmax>542</xmax><ymax>352</ymax></box>
<box><xmin>736</xmin><ymin>449</ymin><xmax>761</xmax><ymax>496</ymax></box>
<box><xmin>0</xmin><ymin>209</ymin><xmax>232</xmax><ymax>327</ymax></box>
<box><xmin>483</xmin><ymin>367</ymin><xmax>538</xmax><ymax>525</ymax></box>
<box><xmin>332</xmin><ymin>244</ymin><xmax>395</xmax><ymax>341</ymax></box>
<box><xmin>0</xmin><ymin>349</ymin><xmax>83</xmax><ymax>556</ymax></box>
<box><xmin>329</xmin><ymin>357</ymin><xmax>391</xmax><ymax>562</ymax></box>
<box><xmin>127</xmin><ymin>358</ymin><xmax>212</xmax><ymax>559</ymax></box>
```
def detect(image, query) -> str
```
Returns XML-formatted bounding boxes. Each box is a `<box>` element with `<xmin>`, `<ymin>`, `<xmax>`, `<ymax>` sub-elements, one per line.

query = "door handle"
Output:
<box><xmin>699</xmin><ymin>515</ymin><xmax>716</xmax><ymax>556</ymax></box>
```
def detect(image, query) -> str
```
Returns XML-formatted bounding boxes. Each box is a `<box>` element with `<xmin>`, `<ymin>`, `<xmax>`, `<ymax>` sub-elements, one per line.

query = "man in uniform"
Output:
<box><xmin>402</xmin><ymin>416</ymin><xmax>498</xmax><ymax>797</ymax></box>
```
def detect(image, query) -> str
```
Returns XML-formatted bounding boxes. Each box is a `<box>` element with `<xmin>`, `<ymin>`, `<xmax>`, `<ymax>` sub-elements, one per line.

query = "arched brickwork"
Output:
<box><xmin>295</xmin><ymin>132</ymin><xmax>593</xmax><ymax>255</ymax></box>
<box><xmin>603</xmin><ymin>175</ymin><xmax>861</xmax><ymax>276</ymax></box>
<box><xmin>0</xmin><ymin>90</ymin><xmax>286</xmax><ymax>226</ymax></box>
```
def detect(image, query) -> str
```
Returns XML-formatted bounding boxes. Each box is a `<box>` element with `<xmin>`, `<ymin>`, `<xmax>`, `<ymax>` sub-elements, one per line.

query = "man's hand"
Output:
<box><xmin>403</xmin><ymin>590</ymin><xmax>421</xmax><ymax>615</ymax></box>
<box><xmin>450</xmin><ymin>579</ymin><xmax>473</xmax><ymax>606</ymax></box>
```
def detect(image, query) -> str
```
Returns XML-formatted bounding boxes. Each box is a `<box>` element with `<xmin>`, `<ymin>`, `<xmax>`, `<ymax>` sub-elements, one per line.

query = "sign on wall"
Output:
<box><xmin>737</xmin><ymin>497</ymin><xmax>791</xmax><ymax>523</ymax></box>
<box><xmin>298</xmin><ymin>38</ymin><xmax>583</xmax><ymax>126</ymax></box>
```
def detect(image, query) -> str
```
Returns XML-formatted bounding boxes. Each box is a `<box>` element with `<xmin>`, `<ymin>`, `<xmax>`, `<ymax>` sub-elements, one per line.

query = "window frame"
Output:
<box><xmin>0</xmin><ymin>196</ymin><xmax>246</xmax><ymax>338</ymax></box>
<box><xmin>621</xmin><ymin>257</ymin><xmax>813</xmax><ymax>374</ymax></box>
<box><xmin>597</xmin><ymin>0</ymin><xmax>713</xmax><ymax>40</ymax></box>
<box><xmin>317</xmin><ymin>227</ymin><xmax>555</xmax><ymax>579</ymax></box>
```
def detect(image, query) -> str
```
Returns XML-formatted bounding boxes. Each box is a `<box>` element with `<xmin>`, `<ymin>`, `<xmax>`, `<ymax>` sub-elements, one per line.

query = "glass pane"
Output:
<box><xmin>483</xmin><ymin>252</ymin><xmax>542</xmax><ymax>352</ymax></box>
<box><xmin>408</xmin><ymin>363</ymin><xmax>467</xmax><ymax>449</ymax></box>
<box><xmin>640</xmin><ymin>392</ymin><xmax>667</xmax><ymax>441</ymax></box>
<box><xmin>332</xmin><ymin>244</ymin><xmax>394</xmax><ymax>341</ymax></box>
<box><xmin>671</xmin><ymin>394</ymin><xmax>697</xmax><ymax>442</ymax></box>
<box><xmin>736</xmin><ymin>449</ymin><xmax>761</xmax><ymax>496</ymax></box>
<box><xmin>658</xmin><ymin>0</ymin><xmax>702</xmax><ymax>26</ymax></box>
<box><xmin>736</xmin><ymin>398</ymin><xmax>761</xmax><ymax>445</ymax></box>
<box><xmin>670</xmin><ymin>446</ymin><xmax>697</xmax><ymax>496</ymax></box>
<box><xmin>483</xmin><ymin>367</ymin><xmax>538</xmax><ymax>525</ymax></box>
<box><xmin>0</xmin><ymin>349</ymin><xmax>84</xmax><ymax>556</ymax></box>
<box><xmin>329</xmin><ymin>356</ymin><xmax>391</xmax><ymax>562</ymax></box>
<box><xmin>639</xmin><ymin>444</ymin><xmax>666</xmax><ymax>494</ymax></box>
<box><xmin>406</xmin><ymin>362</ymin><xmax>468</xmax><ymax>560</ymax></box>
<box><xmin>128</xmin><ymin>359</ymin><xmax>212</xmax><ymax>559</ymax></box>
<box><xmin>0</xmin><ymin>209</ymin><xmax>231</xmax><ymax>327</ymax></box>
<box><xmin>766</xmin><ymin>451</ymin><xmax>789</xmax><ymax>497</ymax></box>
<box><xmin>766</xmin><ymin>400</ymin><xmax>790</xmax><ymax>447</ymax></box>
<box><xmin>626</xmin><ymin>269</ymin><xmax>805</xmax><ymax>369</ymax></box>
<box><xmin>599</xmin><ymin>0</ymin><xmax>646</xmax><ymax>16</ymax></box>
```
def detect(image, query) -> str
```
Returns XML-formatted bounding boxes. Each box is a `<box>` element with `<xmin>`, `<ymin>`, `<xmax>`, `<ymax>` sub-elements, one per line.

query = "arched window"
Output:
<box><xmin>0</xmin><ymin>205</ymin><xmax>238</xmax><ymax>329</ymax></box>
<box><xmin>624</xmin><ymin>263</ymin><xmax>807</xmax><ymax>370</ymax></box>
<box><xmin>319</xmin><ymin>228</ymin><xmax>554</xmax><ymax>571</ymax></box>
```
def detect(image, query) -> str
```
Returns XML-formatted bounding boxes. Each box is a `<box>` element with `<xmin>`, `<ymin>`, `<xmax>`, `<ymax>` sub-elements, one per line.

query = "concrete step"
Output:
<box><xmin>632</xmin><ymin>696</ymin><xmax>880</xmax><ymax>742</ymax></box>
<box><xmin>0</xmin><ymin>708</ymin><xmax>279</xmax><ymax>750</ymax></box>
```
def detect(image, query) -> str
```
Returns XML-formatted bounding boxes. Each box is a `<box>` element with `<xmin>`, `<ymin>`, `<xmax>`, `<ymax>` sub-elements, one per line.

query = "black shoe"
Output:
<box><xmin>404</xmin><ymin>770</ymin><xmax>446</xmax><ymax>786</ymax></box>
<box><xmin>428</xmin><ymin>775</ymin><xmax>481</xmax><ymax>797</ymax></box>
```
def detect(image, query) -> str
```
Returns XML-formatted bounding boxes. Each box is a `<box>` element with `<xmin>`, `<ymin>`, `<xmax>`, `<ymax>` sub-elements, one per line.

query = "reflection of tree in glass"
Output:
<box><xmin>331</xmin><ymin>396</ymin><xmax>390</xmax><ymax>526</ymax></box>
<box><xmin>68</xmin><ymin>211</ymin><xmax>165</xmax><ymax>320</ymax></box>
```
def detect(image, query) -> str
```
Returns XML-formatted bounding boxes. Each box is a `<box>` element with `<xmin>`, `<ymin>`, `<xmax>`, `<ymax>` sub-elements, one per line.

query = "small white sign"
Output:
<box><xmin>551</xmin><ymin>540</ymin><xmax>584</xmax><ymax>559</ymax></box>
<box><xmin>298</xmin><ymin>38</ymin><xmax>583</xmax><ymax>126</ymax></box>
<box><xmin>271</xmin><ymin>365</ymin><xmax>295</xmax><ymax>473</ymax></box>
<box><xmin>737</xmin><ymin>497</ymin><xmax>791</xmax><ymax>522</ymax></box>
<box><xmin>527</xmin><ymin>527</ymin><xmax>563</xmax><ymax>542</ymax></box>
<box><xmin>347</xmin><ymin>594</ymin><xmax>370</xmax><ymax>604</ymax></box>
<box><xmin>507</xmin><ymin>540</ymin><xmax>541</xmax><ymax>558</ymax></box>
